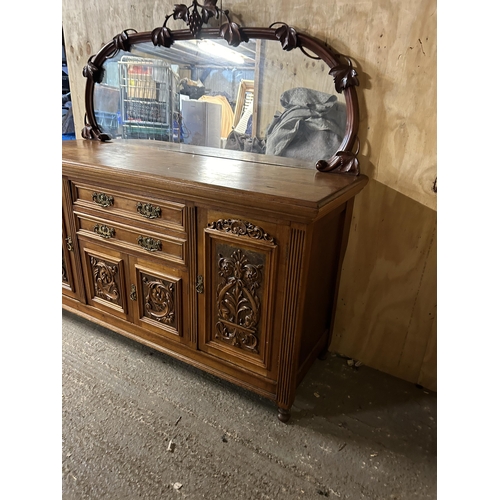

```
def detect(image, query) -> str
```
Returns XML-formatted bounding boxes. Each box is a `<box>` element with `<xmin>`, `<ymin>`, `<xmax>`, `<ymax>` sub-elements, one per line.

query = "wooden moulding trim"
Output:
<box><xmin>276</xmin><ymin>227</ymin><xmax>306</xmax><ymax>409</ymax></box>
<box><xmin>82</xmin><ymin>23</ymin><xmax>361</xmax><ymax>174</ymax></box>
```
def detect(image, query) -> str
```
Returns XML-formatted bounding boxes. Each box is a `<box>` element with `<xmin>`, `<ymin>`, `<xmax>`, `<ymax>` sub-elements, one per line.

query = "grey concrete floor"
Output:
<box><xmin>62</xmin><ymin>310</ymin><xmax>437</xmax><ymax>499</ymax></box>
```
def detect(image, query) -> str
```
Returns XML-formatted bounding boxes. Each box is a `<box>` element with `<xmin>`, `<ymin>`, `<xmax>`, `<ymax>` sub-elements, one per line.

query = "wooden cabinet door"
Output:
<box><xmin>128</xmin><ymin>256</ymin><xmax>192</xmax><ymax>346</ymax></box>
<box><xmin>62</xmin><ymin>218</ymin><xmax>80</xmax><ymax>300</ymax></box>
<box><xmin>198</xmin><ymin>213</ymin><xmax>279</xmax><ymax>377</ymax></box>
<box><xmin>79</xmin><ymin>238</ymin><xmax>132</xmax><ymax>322</ymax></box>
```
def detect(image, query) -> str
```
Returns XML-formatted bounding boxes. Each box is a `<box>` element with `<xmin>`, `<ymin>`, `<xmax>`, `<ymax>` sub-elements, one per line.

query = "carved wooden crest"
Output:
<box><xmin>207</xmin><ymin>219</ymin><xmax>274</xmax><ymax>243</ymax></box>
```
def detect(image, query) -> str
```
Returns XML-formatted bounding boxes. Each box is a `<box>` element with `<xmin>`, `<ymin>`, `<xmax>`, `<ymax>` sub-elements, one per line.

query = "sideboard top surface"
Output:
<box><xmin>62</xmin><ymin>139</ymin><xmax>368</xmax><ymax>219</ymax></box>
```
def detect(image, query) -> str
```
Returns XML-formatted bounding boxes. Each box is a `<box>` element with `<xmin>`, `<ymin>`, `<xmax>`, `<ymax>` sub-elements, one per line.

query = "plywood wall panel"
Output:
<box><xmin>418</xmin><ymin>316</ymin><xmax>437</xmax><ymax>392</ymax></box>
<box><xmin>62</xmin><ymin>0</ymin><xmax>437</xmax><ymax>389</ymax></box>
<box><xmin>227</xmin><ymin>0</ymin><xmax>437</xmax><ymax>210</ymax></box>
<box><xmin>331</xmin><ymin>180</ymin><xmax>436</xmax><ymax>387</ymax></box>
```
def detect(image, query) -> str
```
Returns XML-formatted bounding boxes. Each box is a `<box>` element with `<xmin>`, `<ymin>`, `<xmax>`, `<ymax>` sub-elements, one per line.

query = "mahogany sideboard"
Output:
<box><xmin>62</xmin><ymin>138</ymin><xmax>368</xmax><ymax>421</ymax></box>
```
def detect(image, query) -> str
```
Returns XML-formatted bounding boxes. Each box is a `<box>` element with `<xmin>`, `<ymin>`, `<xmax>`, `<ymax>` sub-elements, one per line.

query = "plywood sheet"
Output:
<box><xmin>331</xmin><ymin>179</ymin><xmax>436</xmax><ymax>388</ymax></box>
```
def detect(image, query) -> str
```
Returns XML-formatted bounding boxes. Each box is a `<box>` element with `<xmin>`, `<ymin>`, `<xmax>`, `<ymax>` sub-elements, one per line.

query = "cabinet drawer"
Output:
<box><xmin>72</xmin><ymin>182</ymin><xmax>186</xmax><ymax>232</ymax></box>
<box><xmin>76</xmin><ymin>212</ymin><xmax>187</xmax><ymax>265</ymax></box>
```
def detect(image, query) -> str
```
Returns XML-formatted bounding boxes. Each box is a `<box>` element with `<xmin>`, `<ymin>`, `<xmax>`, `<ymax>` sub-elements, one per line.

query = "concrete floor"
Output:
<box><xmin>62</xmin><ymin>310</ymin><xmax>437</xmax><ymax>499</ymax></box>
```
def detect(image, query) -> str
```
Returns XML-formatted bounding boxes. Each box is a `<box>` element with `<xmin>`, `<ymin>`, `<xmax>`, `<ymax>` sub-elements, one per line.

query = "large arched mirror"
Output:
<box><xmin>82</xmin><ymin>0</ymin><xmax>361</xmax><ymax>174</ymax></box>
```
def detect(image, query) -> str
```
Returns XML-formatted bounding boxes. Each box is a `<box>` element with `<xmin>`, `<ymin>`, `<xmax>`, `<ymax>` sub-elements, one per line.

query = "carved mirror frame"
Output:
<box><xmin>81</xmin><ymin>0</ymin><xmax>361</xmax><ymax>174</ymax></box>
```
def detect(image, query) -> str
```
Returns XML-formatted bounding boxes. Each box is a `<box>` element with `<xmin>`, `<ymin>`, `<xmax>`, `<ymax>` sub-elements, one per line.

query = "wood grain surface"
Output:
<box><xmin>332</xmin><ymin>180</ymin><xmax>436</xmax><ymax>389</ymax></box>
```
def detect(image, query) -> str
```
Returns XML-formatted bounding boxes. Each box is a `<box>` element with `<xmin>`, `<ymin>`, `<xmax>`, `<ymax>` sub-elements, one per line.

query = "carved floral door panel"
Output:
<box><xmin>198</xmin><ymin>214</ymin><xmax>279</xmax><ymax>376</ymax></box>
<box><xmin>129</xmin><ymin>257</ymin><xmax>190</xmax><ymax>345</ymax></box>
<box><xmin>79</xmin><ymin>239</ymin><xmax>131</xmax><ymax>322</ymax></box>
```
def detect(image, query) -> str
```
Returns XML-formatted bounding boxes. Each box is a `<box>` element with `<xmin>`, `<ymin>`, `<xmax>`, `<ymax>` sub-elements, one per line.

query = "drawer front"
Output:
<box><xmin>73</xmin><ymin>182</ymin><xmax>186</xmax><ymax>232</ymax></box>
<box><xmin>76</xmin><ymin>212</ymin><xmax>187</xmax><ymax>265</ymax></box>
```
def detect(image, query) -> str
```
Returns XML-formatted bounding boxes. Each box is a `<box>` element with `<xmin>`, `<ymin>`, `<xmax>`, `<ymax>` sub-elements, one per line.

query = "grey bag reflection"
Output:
<box><xmin>265</xmin><ymin>87</ymin><xmax>346</xmax><ymax>163</ymax></box>
<box><xmin>225</xmin><ymin>130</ymin><xmax>266</xmax><ymax>154</ymax></box>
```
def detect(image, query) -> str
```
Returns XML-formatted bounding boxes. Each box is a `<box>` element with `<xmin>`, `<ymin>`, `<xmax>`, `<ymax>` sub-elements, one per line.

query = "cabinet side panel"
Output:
<box><xmin>298</xmin><ymin>206</ymin><xmax>344</xmax><ymax>368</ymax></box>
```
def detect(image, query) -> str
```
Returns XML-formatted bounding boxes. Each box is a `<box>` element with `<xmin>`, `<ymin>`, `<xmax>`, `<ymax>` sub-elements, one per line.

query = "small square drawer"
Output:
<box><xmin>72</xmin><ymin>182</ymin><xmax>186</xmax><ymax>232</ymax></box>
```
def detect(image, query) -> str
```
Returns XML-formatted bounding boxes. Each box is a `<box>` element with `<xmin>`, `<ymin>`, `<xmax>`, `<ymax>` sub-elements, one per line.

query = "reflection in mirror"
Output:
<box><xmin>94</xmin><ymin>38</ymin><xmax>346</xmax><ymax>166</ymax></box>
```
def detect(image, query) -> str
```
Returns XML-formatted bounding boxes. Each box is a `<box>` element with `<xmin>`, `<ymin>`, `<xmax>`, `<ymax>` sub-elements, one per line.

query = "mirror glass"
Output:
<box><xmin>94</xmin><ymin>38</ymin><xmax>346</xmax><ymax>166</ymax></box>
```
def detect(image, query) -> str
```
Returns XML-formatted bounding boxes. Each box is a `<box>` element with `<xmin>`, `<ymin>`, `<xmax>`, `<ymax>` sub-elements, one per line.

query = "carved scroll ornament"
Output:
<box><xmin>142</xmin><ymin>275</ymin><xmax>176</xmax><ymax>325</ymax></box>
<box><xmin>215</xmin><ymin>249</ymin><xmax>262</xmax><ymax>353</ymax></box>
<box><xmin>207</xmin><ymin>219</ymin><xmax>274</xmax><ymax>244</ymax></box>
<box><xmin>90</xmin><ymin>256</ymin><xmax>120</xmax><ymax>304</ymax></box>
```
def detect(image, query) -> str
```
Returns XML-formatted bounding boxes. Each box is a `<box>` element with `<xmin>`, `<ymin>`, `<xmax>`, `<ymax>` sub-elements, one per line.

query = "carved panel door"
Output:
<box><xmin>128</xmin><ymin>256</ymin><xmax>191</xmax><ymax>345</ymax></box>
<box><xmin>198</xmin><ymin>213</ymin><xmax>279</xmax><ymax>378</ymax></box>
<box><xmin>79</xmin><ymin>239</ymin><xmax>131</xmax><ymax>322</ymax></box>
<box><xmin>78</xmin><ymin>236</ymin><xmax>192</xmax><ymax>344</ymax></box>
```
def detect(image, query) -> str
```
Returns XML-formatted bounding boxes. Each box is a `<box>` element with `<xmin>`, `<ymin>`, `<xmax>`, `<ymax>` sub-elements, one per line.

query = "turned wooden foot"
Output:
<box><xmin>318</xmin><ymin>349</ymin><xmax>328</xmax><ymax>361</ymax></box>
<box><xmin>277</xmin><ymin>407</ymin><xmax>291</xmax><ymax>423</ymax></box>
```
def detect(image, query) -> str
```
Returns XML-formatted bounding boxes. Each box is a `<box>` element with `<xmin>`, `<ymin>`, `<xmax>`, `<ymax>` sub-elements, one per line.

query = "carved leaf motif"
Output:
<box><xmin>81</xmin><ymin>118</ymin><xmax>112</xmax><ymax>142</ymax></box>
<box><xmin>275</xmin><ymin>24</ymin><xmax>298</xmax><ymax>51</ymax></box>
<box><xmin>173</xmin><ymin>4</ymin><xmax>189</xmax><ymax>23</ymax></box>
<box><xmin>81</xmin><ymin>124</ymin><xmax>95</xmax><ymax>140</ymax></box>
<box><xmin>334</xmin><ymin>151</ymin><xmax>360</xmax><ymax>175</ymax></box>
<box><xmin>152</xmin><ymin>26</ymin><xmax>174</xmax><ymax>48</ymax></box>
<box><xmin>215</xmin><ymin>248</ymin><xmax>262</xmax><ymax>354</ymax></box>
<box><xmin>207</xmin><ymin>219</ymin><xmax>274</xmax><ymax>243</ymax></box>
<box><xmin>329</xmin><ymin>63</ymin><xmax>359</xmax><ymax>93</ymax></box>
<box><xmin>220</xmin><ymin>21</ymin><xmax>247</xmax><ymax>47</ymax></box>
<box><xmin>170</xmin><ymin>1</ymin><xmax>220</xmax><ymax>36</ymax></box>
<box><xmin>82</xmin><ymin>57</ymin><xmax>102</xmax><ymax>82</ymax></box>
<box><xmin>201</xmin><ymin>0</ymin><xmax>218</xmax><ymax>23</ymax></box>
<box><xmin>113</xmin><ymin>29</ymin><xmax>137</xmax><ymax>53</ymax></box>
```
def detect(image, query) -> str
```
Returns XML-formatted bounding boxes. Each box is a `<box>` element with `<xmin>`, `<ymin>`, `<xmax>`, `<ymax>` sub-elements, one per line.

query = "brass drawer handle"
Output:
<box><xmin>137</xmin><ymin>235</ymin><xmax>162</xmax><ymax>252</ymax></box>
<box><xmin>137</xmin><ymin>202</ymin><xmax>161</xmax><ymax>219</ymax></box>
<box><xmin>93</xmin><ymin>224</ymin><xmax>115</xmax><ymax>239</ymax></box>
<box><xmin>92</xmin><ymin>192</ymin><xmax>114</xmax><ymax>208</ymax></box>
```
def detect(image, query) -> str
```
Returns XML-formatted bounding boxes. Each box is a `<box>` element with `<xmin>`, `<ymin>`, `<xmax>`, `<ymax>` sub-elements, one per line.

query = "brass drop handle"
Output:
<box><xmin>92</xmin><ymin>192</ymin><xmax>114</xmax><ymax>208</ymax></box>
<box><xmin>137</xmin><ymin>235</ymin><xmax>162</xmax><ymax>252</ymax></box>
<box><xmin>130</xmin><ymin>284</ymin><xmax>137</xmax><ymax>301</ymax></box>
<box><xmin>137</xmin><ymin>202</ymin><xmax>161</xmax><ymax>219</ymax></box>
<box><xmin>93</xmin><ymin>224</ymin><xmax>115</xmax><ymax>239</ymax></box>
